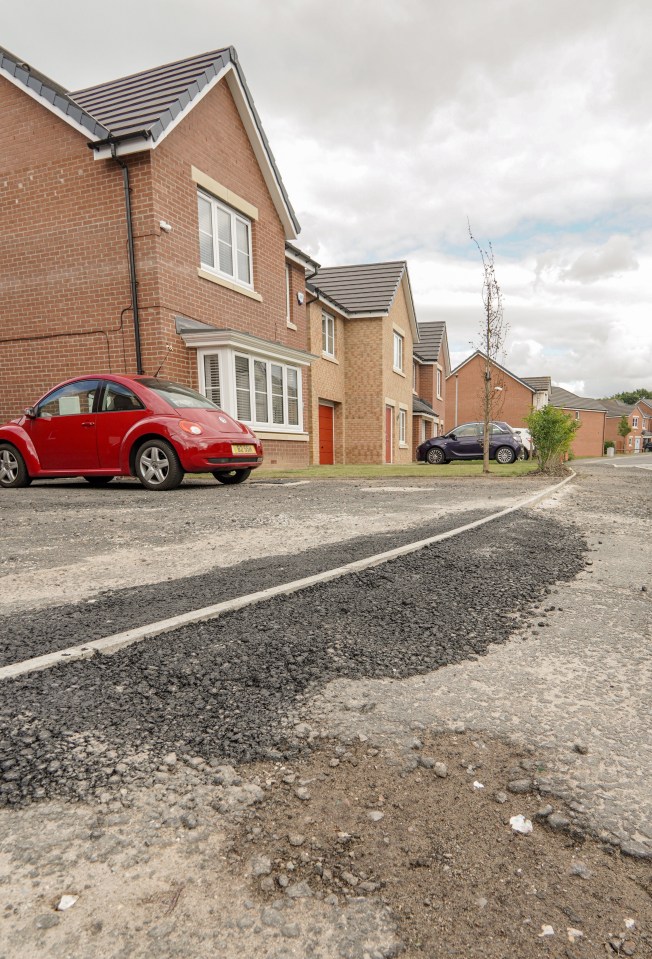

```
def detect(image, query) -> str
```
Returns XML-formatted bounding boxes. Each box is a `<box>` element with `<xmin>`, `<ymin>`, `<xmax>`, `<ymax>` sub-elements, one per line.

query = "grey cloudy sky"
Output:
<box><xmin>4</xmin><ymin>0</ymin><xmax>651</xmax><ymax>397</ymax></box>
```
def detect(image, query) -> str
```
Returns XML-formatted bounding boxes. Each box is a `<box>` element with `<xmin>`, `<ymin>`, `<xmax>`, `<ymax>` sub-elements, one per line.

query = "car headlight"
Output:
<box><xmin>179</xmin><ymin>420</ymin><xmax>203</xmax><ymax>436</ymax></box>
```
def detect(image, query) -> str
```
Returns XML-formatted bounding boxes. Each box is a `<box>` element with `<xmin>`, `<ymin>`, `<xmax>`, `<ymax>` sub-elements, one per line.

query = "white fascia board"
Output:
<box><xmin>398</xmin><ymin>270</ymin><xmax>419</xmax><ymax>341</ymax></box>
<box><xmin>1</xmin><ymin>65</ymin><xmax>101</xmax><ymax>142</ymax></box>
<box><xmin>225</xmin><ymin>70</ymin><xmax>298</xmax><ymax>241</ymax></box>
<box><xmin>180</xmin><ymin>328</ymin><xmax>316</xmax><ymax>366</ymax></box>
<box><xmin>310</xmin><ymin>290</ymin><xmax>349</xmax><ymax>318</ymax></box>
<box><xmin>285</xmin><ymin>249</ymin><xmax>312</xmax><ymax>269</ymax></box>
<box><xmin>92</xmin><ymin>136</ymin><xmax>152</xmax><ymax>159</ymax></box>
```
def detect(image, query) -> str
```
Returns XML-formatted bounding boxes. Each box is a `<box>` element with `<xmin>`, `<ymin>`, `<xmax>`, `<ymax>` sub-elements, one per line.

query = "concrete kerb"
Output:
<box><xmin>0</xmin><ymin>471</ymin><xmax>576</xmax><ymax>682</ymax></box>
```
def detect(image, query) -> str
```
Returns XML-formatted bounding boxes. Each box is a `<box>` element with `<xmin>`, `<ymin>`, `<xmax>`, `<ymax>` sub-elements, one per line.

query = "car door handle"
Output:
<box><xmin>81</xmin><ymin>421</ymin><xmax>95</xmax><ymax>428</ymax></box>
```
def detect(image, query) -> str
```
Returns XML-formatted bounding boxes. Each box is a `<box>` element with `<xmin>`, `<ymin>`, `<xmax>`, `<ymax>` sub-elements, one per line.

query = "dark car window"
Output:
<box><xmin>101</xmin><ymin>382</ymin><xmax>144</xmax><ymax>413</ymax></box>
<box><xmin>38</xmin><ymin>380</ymin><xmax>100</xmax><ymax>417</ymax></box>
<box><xmin>137</xmin><ymin>378</ymin><xmax>221</xmax><ymax>410</ymax></box>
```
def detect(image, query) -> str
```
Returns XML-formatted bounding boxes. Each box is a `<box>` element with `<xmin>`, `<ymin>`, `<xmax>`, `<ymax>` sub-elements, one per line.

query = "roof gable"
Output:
<box><xmin>448</xmin><ymin>350</ymin><xmax>544</xmax><ymax>394</ymax></box>
<box><xmin>1</xmin><ymin>45</ymin><xmax>299</xmax><ymax>238</ymax></box>
<box><xmin>307</xmin><ymin>260</ymin><xmax>419</xmax><ymax>339</ymax></box>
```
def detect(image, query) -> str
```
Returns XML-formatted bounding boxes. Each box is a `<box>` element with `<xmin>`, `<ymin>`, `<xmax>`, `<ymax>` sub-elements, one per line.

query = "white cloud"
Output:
<box><xmin>561</xmin><ymin>236</ymin><xmax>639</xmax><ymax>283</ymax></box>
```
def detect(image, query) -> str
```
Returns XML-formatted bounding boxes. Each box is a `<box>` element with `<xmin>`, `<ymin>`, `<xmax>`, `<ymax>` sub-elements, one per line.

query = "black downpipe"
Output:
<box><xmin>111</xmin><ymin>144</ymin><xmax>143</xmax><ymax>374</ymax></box>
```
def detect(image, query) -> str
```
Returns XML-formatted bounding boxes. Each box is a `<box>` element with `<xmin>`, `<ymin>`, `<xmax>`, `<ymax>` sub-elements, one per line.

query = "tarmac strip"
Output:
<box><xmin>0</xmin><ymin>471</ymin><xmax>575</xmax><ymax>681</ymax></box>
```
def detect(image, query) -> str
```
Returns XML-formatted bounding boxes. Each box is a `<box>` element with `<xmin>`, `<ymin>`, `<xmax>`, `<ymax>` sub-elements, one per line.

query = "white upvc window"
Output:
<box><xmin>412</xmin><ymin>362</ymin><xmax>417</xmax><ymax>391</ymax></box>
<box><xmin>399</xmin><ymin>408</ymin><xmax>407</xmax><ymax>445</ymax></box>
<box><xmin>322</xmin><ymin>312</ymin><xmax>335</xmax><ymax>357</ymax></box>
<box><xmin>393</xmin><ymin>331</ymin><xmax>404</xmax><ymax>372</ymax></box>
<box><xmin>436</xmin><ymin>367</ymin><xmax>442</xmax><ymax>399</ymax></box>
<box><xmin>197</xmin><ymin>190</ymin><xmax>252</xmax><ymax>288</ymax></box>
<box><xmin>286</xmin><ymin>265</ymin><xmax>291</xmax><ymax>324</ymax></box>
<box><xmin>633</xmin><ymin>415</ymin><xmax>639</xmax><ymax>428</ymax></box>
<box><xmin>233</xmin><ymin>353</ymin><xmax>301</xmax><ymax>429</ymax></box>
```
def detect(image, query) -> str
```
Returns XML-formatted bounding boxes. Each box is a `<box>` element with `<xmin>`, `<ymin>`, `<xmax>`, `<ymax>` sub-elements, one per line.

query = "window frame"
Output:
<box><xmin>393</xmin><ymin>331</ymin><xmax>404</xmax><ymax>373</ymax></box>
<box><xmin>399</xmin><ymin>408</ymin><xmax>407</xmax><ymax>446</ymax></box>
<box><xmin>436</xmin><ymin>367</ymin><xmax>442</xmax><ymax>399</ymax></box>
<box><xmin>633</xmin><ymin>415</ymin><xmax>639</xmax><ymax>428</ymax></box>
<box><xmin>197</xmin><ymin>189</ymin><xmax>253</xmax><ymax>290</ymax></box>
<box><xmin>233</xmin><ymin>352</ymin><xmax>302</xmax><ymax>431</ymax></box>
<box><xmin>322</xmin><ymin>311</ymin><xmax>335</xmax><ymax>358</ymax></box>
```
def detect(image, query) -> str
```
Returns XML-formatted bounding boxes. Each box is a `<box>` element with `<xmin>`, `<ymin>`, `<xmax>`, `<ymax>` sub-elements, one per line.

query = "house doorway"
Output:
<box><xmin>385</xmin><ymin>405</ymin><xmax>393</xmax><ymax>463</ymax></box>
<box><xmin>319</xmin><ymin>403</ymin><xmax>334</xmax><ymax>465</ymax></box>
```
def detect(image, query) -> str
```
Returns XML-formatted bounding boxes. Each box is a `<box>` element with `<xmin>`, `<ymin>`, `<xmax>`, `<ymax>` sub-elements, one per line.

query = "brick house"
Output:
<box><xmin>0</xmin><ymin>46</ymin><xmax>315</xmax><ymax>467</ymax></box>
<box><xmin>549</xmin><ymin>387</ymin><xmax>606</xmax><ymax>458</ymax></box>
<box><xmin>412</xmin><ymin>320</ymin><xmax>450</xmax><ymax>452</ymax></box>
<box><xmin>304</xmin><ymin>261</ymin><xmax>419</xmax><ymax>464</ymax></box>
<box><xmin>602</xmin><ymin>399</ymin><xmax>648</xmax><ymax>453</ymax></box>
<box><xmin>445</xmin><ymin>351</ymin><xmax>550</xmax><ymax>430</ymax></box>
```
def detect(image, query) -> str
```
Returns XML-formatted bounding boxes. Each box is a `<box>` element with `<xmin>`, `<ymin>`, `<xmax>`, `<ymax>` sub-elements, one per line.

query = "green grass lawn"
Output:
<box><xmin>253</xmin><ymin>460</ymin><xmax>540</xmax><ymax>481</ymax></box>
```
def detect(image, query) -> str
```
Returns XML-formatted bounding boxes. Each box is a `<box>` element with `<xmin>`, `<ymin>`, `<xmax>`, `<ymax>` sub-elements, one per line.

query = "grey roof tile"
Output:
<box><xmin>413</xmin><ymin>396</ymin><xmax>437</xmax><ymax>416</ymax></box>
<box><xmin>522</xmin><ymin>376</ymin><xmax>551</xmax><ymax>392</ymax></box>
<box><xmin>600</xmin><ymin>398</ymin><xmax>636</xmax><ymax>416</ymax></box>
<box><xmin>416</xmin><ymin>321</ymin><xmax>445</xmax><ymax>363</ymax></box>
<box><xmin>70</xmin><ymin>48</ymin><xmax>233</xmax><ymax>140</ymax></box>
<box><xmin>0</xmin><ymin>46</ymin><xmax>108</xmax><ymax>137</ymax></box>
<box><xmin>550</xmin><ymin>387</ymin><xmax>607</xmax><ymax>412</ymax></box>
<box><xmin>307</xmin><ymin>261</ymin><xmax>406</xmax><ymax>314</ymax></box>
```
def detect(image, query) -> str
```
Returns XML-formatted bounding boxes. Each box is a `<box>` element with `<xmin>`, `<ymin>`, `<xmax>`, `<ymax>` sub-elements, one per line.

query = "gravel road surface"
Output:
<box><xmin>0</xmin><ymin>463</ymin><xmax>649</xmax><ymax>959</ymax></box>
<box><xmin>0</xmin><ymin>474</ymin><xmax>551</xmax><ymax>614</ymax></box>
<box><xmin>0</xmin><ymin>509</ymin><xmax>585</xmax><ymax>807</ymax></box>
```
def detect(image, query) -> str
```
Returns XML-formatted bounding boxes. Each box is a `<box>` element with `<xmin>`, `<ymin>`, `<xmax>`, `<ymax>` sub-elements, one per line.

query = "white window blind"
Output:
<box><xmin>393</xmin><ymin>332</ymin><xmax>404</xmax><ymax>371</ymax></box>
<box><xmin>235</xmin><ymin>354</ymin><xmax>252</xmax><ymax>421</ymax></box>
<box><xmin>198</xmin><ymin>190</ymin><xmax>252</xmax><ymax>287</ymax></box>
<box><xmin>203</xmin><ymin>354</ymin><xmax>221</xmax><ymax>407</ymax></box>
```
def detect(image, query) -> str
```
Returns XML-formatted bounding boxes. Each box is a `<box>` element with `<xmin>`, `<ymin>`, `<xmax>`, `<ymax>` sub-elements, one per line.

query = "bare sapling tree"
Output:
<box><xmin>468</xmin><ymin>222</ymin><xmax>508</xmax><ymax>474</ymax></box>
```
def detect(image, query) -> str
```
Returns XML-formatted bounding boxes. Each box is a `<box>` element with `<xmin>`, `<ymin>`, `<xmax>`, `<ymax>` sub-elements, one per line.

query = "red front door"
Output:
<box><xmin>385</xmin><ymin>405</ymin><xmax>393</xmax><ymax>463</ymax></box>
<box><xmin>319</xmin><ymin>404</ymin><xmax>334</xmax><ymax>465</ymax></box>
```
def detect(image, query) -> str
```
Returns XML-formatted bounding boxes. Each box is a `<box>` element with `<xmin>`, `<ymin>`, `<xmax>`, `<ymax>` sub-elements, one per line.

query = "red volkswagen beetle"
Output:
<box><xmin>0</xmin><ymin>375</ymin><xmax>263</xmax><ymax>491</ymax></box>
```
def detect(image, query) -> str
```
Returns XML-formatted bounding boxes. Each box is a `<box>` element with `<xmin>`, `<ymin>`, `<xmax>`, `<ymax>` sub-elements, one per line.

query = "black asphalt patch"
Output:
<box><xmin>0</xmin><ymin>511</ymin><xmax>586</xmax><ymax>807</ymax></box>
<box><xmin>0</xmin><ymin>508</ymin><xmax>493</xmax><ymax>667</ymax></box>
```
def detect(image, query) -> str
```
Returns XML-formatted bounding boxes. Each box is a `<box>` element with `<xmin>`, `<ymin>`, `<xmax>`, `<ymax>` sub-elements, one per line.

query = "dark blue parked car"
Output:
<box><xmin>417</xmin><ymin>421</ymin><xmax>522</xmax><ymax>465</ymax></box>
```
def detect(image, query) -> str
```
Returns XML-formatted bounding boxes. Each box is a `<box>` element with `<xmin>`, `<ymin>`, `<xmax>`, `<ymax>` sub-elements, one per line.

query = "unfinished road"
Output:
<box><xmin>0</xmin><ymin>463</ymin><xmax>650</xmax><ymax>959</ymax></box>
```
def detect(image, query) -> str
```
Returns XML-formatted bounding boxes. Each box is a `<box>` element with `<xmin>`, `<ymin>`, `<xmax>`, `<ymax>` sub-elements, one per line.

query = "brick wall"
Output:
<box><xmin>446</xmin><ymin>354</ymin><xmax>533</xmax><ymax>429</ymax></box>
<box><xmin>0</xmin><ymin>76</ymin><xmax>144</xmax><ymax>420</ymax></box>
<box><xmin>563</xmin><ymin>408</ymin><xmax>605</xmax><ymax>457</ymax></box>
<box><xmin>306</xmin><ymin>301</ymin><xmax>346</xmax><ymax>463</ymax></box>
<box><xmin>382</xmin><ymin>279</ymin><xmax>416</xmax><ymax>463</ymax></box>
<box><xmin>343</xmin><ymin>319</ymin><xmax>384</xmax><ymax>463</ymax></box>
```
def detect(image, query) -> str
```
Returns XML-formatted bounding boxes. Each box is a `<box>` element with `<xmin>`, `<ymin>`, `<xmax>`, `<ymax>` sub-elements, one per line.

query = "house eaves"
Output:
<box><xmin>0</xmin><ymin>46</ymin><xmax>108</xmax><ymax>140</ymax></box>
<box><xmin>549</xmin><ymin>386</ymin><xmax>607</xmax><ymax>413</ymax></box>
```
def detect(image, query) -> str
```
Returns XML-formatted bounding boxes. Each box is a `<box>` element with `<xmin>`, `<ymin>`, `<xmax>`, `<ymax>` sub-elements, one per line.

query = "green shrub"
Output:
<box><xmin>604</xmin><ymin>440</ymin><xmax>615</xmax><ymax>454</ymax></box>
<box><xmin>525</xmin><ymin>405</ymin><xmax>580</xmax><ymax>473</ymax></box>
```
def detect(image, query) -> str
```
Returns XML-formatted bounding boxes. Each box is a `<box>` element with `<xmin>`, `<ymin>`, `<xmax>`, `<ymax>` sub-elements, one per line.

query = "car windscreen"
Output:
<box><xmin>138</xmin><ymin>378</ymin><xmax>221</xmax><ymax>410</ymax></box>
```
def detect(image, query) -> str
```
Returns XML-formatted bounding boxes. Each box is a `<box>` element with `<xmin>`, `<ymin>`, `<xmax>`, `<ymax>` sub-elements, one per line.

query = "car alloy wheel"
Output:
<box><xmin>426</xmin><ymin>447</ymin><xmax>445</xmax><ymax>465</ymax></box>
<box><xmin>0</xmin><ymin>445</ymin><xmax>31</xmax><ymax>488</ymax></box>
<box><xmin>495</xmin><ymin>445</ymin><xmax>516</xmax><ymax>464</ymax></box>
<box><xmin>135</xmin><ymin>440</ymin><xmax>184</xmax><ymax>491</ymax></box>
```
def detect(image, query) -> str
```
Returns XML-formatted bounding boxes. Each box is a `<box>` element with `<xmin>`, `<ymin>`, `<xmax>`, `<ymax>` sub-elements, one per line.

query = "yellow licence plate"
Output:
<box><xmin>231</xmin><ymin>444</ymin><xmax>255</xmax><ymax>454</ymax></box>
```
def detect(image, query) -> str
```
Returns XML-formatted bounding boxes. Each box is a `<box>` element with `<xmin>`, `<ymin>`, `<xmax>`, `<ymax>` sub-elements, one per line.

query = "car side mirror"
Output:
<box><xmin>24</xmin><ymin>407</ymin><xmax>37</xmax><ymax>419</ymax></box>
<box><xmin>448</xmin><ymin>433</ymin><xmax>456</xmax><ymax>440</ymax></box>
